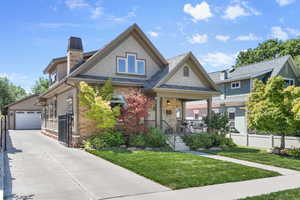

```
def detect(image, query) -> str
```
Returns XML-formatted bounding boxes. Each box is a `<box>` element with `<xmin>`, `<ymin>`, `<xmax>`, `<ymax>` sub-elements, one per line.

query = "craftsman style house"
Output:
<box><xmin>187</xmin><ymin>55</ymin><xmax>300</xmax><ymax>134</ymax></box>
<box><xmin>39</xmin><ymin>24</ymin><xmax>220</xmax><ymax>146</ymax></box>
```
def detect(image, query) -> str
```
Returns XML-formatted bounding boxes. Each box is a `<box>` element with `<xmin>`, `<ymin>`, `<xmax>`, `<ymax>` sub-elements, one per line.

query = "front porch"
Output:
<box><xmin>147</xmin><ymin>91</ymin><xmax>214</xmax><ymax>136</ymax></box>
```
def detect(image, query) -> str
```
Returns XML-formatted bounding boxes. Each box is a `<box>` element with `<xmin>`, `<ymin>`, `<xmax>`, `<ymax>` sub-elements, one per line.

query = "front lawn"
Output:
<box><xmin>203</xmin><ymin>147</ymin><xmax>300</xmax><ymax>171</ymax></box>
<box><xmin>87</xmin><ymin>148</ymin><xmax>279</xmax><ymax>189</ymax></box>
<box><xmin>241</xmin><ymin>188</ymin><xmax>300</xmax><ymax>200</ymax></box>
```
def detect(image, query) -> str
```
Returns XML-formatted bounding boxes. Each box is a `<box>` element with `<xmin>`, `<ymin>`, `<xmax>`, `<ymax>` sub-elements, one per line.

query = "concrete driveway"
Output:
<box><xmin>4</xmin><ymin>130</ymin><xmax>169</xmax><ymax>200</ymax></box>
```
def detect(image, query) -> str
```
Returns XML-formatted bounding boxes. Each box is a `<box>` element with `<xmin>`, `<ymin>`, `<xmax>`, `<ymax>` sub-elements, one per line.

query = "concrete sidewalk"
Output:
<box><xmin>185</xmin><ymin>150</ymin><xmax>300</xmax><ymax>175</ymax></box>
<box><xmin>111</xmin><ymin>174</ymin><xmax>300</xmax><ymax>200</ymax></box>
<box><xmin>4</xmin><ymin>130</ymin><xmax>169</xmax><ymax>200</ymax></box>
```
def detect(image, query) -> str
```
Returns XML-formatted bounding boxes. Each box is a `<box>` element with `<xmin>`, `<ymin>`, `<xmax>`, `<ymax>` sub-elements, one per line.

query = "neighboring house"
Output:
<box><xmin>39</xmin><ymin>24</ymin><xmax>220</xmax><ymax>146</ymax></box>
<box><xmin>5</xmin><ymin>94</ymin><xmax>42</xmax><ymax>130</ymax></box>
<box><xmin>187</xmin><ymin>55</ymin><xmax>300</xmax><ymax>134</ymax></box>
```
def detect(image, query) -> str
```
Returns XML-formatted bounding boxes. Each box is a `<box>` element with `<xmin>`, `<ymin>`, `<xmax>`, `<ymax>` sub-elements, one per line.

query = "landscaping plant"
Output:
<box><xmin>203</xmin><ymin>112</ymin><xmax>230</xmax><ymax>136</ymax></box>
<box><xmin>182</xmin><ymin>133</ymin><xmax>236</xmax><ymax>150</ymax></box>
<box><xmin>129</xmin><ymin>134</ymin><xmax>146</xmax><ymax>147</ymax></box>
<box><xmin>129</xmin><ymin>128</ymin><xmax>167</xmax><ymax>148</ymax></box>
<box><xmin>83</xmin><ymin>130</ymin><xmax>125</xmax><ymax>150</ymax></box>
<box><xmin>79</xmin><ymin>80</ymin><xmax>120</xmax><ymax>130</ymax></box>
<box><xmin>286</xmin><ymin>148</ymin><xmax>300</xmax><ymax>158</ymax></box>
<box><xmin>247</xmin><ymin>76</ymin><xmax>300</xmax><ymax>149</ymax></box>
<box><xmin>119</xmin><ymin>89</ymin><xmax>154</xmax><ymax>135</ymax></box>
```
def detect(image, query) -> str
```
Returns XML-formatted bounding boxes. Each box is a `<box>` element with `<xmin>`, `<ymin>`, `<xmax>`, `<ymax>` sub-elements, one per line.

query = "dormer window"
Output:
<box><xmin>50</xmin><ymin>71</ymin><xmax>57</xmax><ymax>85</ymax></box>
<box><xmin>117</xmin><ymin>53</ymin><xmax>145</xmax><ymax>75</ymax></box>
<box><xmin>183</xmin><ymin>66</ymin><xmax>189</xmax><ymax>77</ymax></box>
<box><xmin>231</xmin><ymin>81</ymin><xmax>240</xmax><ymax>89</ymax></box>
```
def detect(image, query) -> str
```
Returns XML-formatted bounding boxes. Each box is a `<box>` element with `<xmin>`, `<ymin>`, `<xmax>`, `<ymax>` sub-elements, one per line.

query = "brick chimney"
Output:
<box><xmin>67</xmin><ymin>36</ymin><xmax>83</xmax><ymax>74</ymax></box>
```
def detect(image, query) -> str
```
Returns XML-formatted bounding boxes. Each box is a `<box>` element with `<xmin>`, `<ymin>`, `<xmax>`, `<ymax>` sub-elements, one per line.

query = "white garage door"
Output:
<box><xmin>16</xmin><ymin>111</ymin><xmax>41</xmax><ymax>130</ymax></box>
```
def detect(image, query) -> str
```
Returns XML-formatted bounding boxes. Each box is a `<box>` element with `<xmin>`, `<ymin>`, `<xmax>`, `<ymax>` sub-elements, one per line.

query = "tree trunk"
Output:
<box><xmin>280</xmin><ymin>134</ymin><xmax>285</xmax><ymax>149</ymax></box>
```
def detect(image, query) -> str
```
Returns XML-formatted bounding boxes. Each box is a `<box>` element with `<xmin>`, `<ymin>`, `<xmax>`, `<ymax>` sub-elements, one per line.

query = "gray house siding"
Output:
<box><xmin>224</xmin><ymin>79</ymin><xmax>251</xmax><ymax>96</ymax></box>
<box><xmin>278</xmin><ymin>63</ymin><xmax>300</xmax><ymax>86</ymax></box>
<box><xmin>217</xmin><ymin>83</ymin><xmax>225</xmax><ymax>94</ymax></box>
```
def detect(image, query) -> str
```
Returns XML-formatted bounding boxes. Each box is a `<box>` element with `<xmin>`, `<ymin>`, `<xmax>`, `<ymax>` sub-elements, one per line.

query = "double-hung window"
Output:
<box><xmin>117</xmin><ymin>53</ymin><xmax>145</xmax><ymax>75</ymax></box>
<box><xmin>231</xmin><ymin>81</ymin><xmax>240</xmax><ymax>89</ymax></box>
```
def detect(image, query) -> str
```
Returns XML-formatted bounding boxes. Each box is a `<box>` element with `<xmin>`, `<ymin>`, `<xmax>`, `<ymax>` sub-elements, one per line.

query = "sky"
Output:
<box><xmin>1</xmin><ymin>0</ymin><xmax>300</xmax><ymax>92</ymax></box>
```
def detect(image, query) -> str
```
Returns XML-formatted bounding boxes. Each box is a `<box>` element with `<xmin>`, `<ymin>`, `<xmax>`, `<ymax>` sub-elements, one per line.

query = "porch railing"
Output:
<box><xmin>176</xmin><ymin>120</ymin><xmax>207</xmax><ymax>136</ymax></box>
<box><xmin>161</xmin><ymin>120</ymin><xmax>176</xmax><ymax>149</ymax></box>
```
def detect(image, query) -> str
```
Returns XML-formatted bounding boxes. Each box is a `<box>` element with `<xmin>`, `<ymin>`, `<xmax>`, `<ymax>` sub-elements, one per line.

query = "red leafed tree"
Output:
<box><xmin>119</xmin><ymin>89</ymin><xmax>155</xmax><ymax>135</ymax></box>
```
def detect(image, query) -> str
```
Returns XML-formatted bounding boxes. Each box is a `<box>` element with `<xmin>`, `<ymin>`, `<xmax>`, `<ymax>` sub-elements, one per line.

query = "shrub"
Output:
<box><xmin>145</xmin><ymin>128</ymin><xmax>167</xmax><ymax>148</ymax></box>
<box><xmin>100</xmin><ymin>130</ymin><xmax>125</xmax><ymax>147</ymax></box>
<box><xmin>182</xmin><ymin>133</ymin><xmax>236</xmax><ymax>150</ymax></box>
<box><xmin>129</xmin><ymin>134</ymin><xmax>146</xmax><ymax>147</ymax></box>
<box><xmin>286</xmin><ymin>148</ymin><xmax>300</xmax><ymax>158</ymax></box>
<box><xmin>222</xmin><ymin>137</ymin><xmax>237</xmax><ymax>148</ymax></box>
<box><xmin>83</xmin><ymin>130</ymin><xmax>125</xmax><ymax>150</ymax></box>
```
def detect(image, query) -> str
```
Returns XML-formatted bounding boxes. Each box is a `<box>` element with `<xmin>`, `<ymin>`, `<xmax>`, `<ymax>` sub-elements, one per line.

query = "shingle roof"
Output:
<box><xmin>167</xmin><ymin>53</ymin><xmax>189</xmax><ymax>71</ymax></box>
<box><xmin>209</xmin><ymin>55</ymin><xmax>291</xmax><ymax>83</ymax></box>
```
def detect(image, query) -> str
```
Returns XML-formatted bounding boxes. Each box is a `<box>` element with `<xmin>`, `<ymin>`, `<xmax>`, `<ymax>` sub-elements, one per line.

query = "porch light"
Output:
<box><xmin>167</xmin><ymin>100</ymin><xmax>171</xmax><ymax>105</ymax></box>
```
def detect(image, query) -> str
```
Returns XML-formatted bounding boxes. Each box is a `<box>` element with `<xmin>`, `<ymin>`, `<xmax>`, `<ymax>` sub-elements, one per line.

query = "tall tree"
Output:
<box><xmin>31</xmin><ymin>77</ymin><xmax>49</xmax><ymax>94</ymax></box>
<box><xmin>235</xmin><ymin>38</ymin><xmax>300</xmax><ymax>67</ymax></box>
<box><xmin>247</xmin><ymin>76</ymin><xmax>300</xmax><ymax>149</ymax></box>
<box><xmin>0</xmin><ymin>77</ymin><xmax>27</xmax><ymax>112</ymax></box>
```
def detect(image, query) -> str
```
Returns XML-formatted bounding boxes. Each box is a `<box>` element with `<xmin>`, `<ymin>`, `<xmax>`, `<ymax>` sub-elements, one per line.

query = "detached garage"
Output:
<box><xmin>6</xmin><ymin>95</ymin><xmax>42</xmax><ymax>130</ymax></box>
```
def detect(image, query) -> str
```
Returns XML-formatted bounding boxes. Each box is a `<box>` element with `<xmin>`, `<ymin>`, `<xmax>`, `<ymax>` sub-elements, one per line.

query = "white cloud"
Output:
<box><xmin>275</xmin><ymin>0</ymin><xmax>296</xmax><ymax>6</ymax></box>
<box><xmin>148</xmin><ymin>31</ymin><xmax>159</xmax><ymax>38</ymax></box>
<box><xmin>91</xmin><ymin>7</ymin><xmax>103</xmax><ymax>19</ymax></box>
<box><xmin>270</xmin><ymin>26</ymin><xmax>289</xmax><ymax>40</ymax></box>
<box><xmin>188</xmin><ymin>34</ymin><xmax>208</xmax><ymax>44</ymax></box>
<box><xmin>286</xmin><ymin>27</ymin><xmax>300</xmax><ymax>36</ymax></box>
<box><xmin>223</xmin><ymin>5</ymin><xmax>249</xmax><ymax>19</ymax></box>
<box><xmin>236</xmin><ymin>33</ymin><xmax>262</xmax><ymax>41</ymax></box>
<box><xmin>65</xmin><ymin>0</ymin><xmax>89</xmax><ymax>9</ymax></box>
<box><xmin>183</xmin><ymin>1</ymin><xmax>213</xmax><ymax>22</ymax></box>
<box><xmin>200</xmin><ymin>52</ymin><xmax>237</xmax><ymax>68</ymax></box>
<box><xmin>215</xmin><ymin>35</ymin><xmax>230</xmax><ymax>42</ymax></box>
<box><xmin>223</xmin><ymin>1</ymin><xmax>261</xmax><ymax>20</ymax></box>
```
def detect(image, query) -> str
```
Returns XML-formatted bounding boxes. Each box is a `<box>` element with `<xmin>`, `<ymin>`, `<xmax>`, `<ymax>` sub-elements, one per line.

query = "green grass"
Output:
<box><xmin>203</xmin><ymin>147</ymin><xmax>300</xmax><ymax>171</ymax></box>
<box><xmin>241</xmin><ymin>188</ymin><xmax>300</xmax><ymax>200</ymax></box>
<box><xmin>87</xmin><ymin>148</ymin><xmax>280</xmax><ymax>189</ymax></box>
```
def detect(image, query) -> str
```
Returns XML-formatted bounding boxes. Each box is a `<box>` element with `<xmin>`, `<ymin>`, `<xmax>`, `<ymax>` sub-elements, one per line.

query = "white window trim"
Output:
<box><xmin>117</xmin><ymin>54</ymin><xmax>145</xmax><ymax>75</ymax></box>
<box><xmin>283</xmin><ymin>78</ymin><xmax>295</xmax><ymax>86</ymax></box>
<box><xmin>117</xmin><ymin>57</ymin><xmax>126</xmax><ymax>73</ymax></box>
<box><xmin>50</xmin><ymin>70</ymin><xmax>57</xmax><ymax>85</ymax></box>
<box><xmin>231</xmin><ymin>81</ymin><xmax>241</xmax><ymax>89</ymax></box>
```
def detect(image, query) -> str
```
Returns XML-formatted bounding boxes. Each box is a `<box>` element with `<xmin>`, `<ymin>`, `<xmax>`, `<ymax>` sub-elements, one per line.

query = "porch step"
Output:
<box><xmin>167</xmin><ymin>135</ymin><xmax>190</xmax><ymax>151</ymax></box>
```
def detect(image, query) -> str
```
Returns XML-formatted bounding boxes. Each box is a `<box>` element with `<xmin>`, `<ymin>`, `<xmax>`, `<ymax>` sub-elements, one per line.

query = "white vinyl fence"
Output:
<box><xmin>229</xmin><ymin>133</ymin><xmax>300</xmax><ymax>149</ymax></box>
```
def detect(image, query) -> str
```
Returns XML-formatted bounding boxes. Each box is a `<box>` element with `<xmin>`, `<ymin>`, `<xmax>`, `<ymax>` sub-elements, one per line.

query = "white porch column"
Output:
<box><xmin>207</xmin><ymin>97</ymin><xmax>212</xmax><ymax>132</ymax></box>
<box><xmin>181</xmin><ymin>100</ymin><xmax>186</xmax><ymax>121</ymax></box>
<box><xmin>155</xmin><ymin>96</ymin><xmax>162</xmax><ymax>129</ymax></box>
